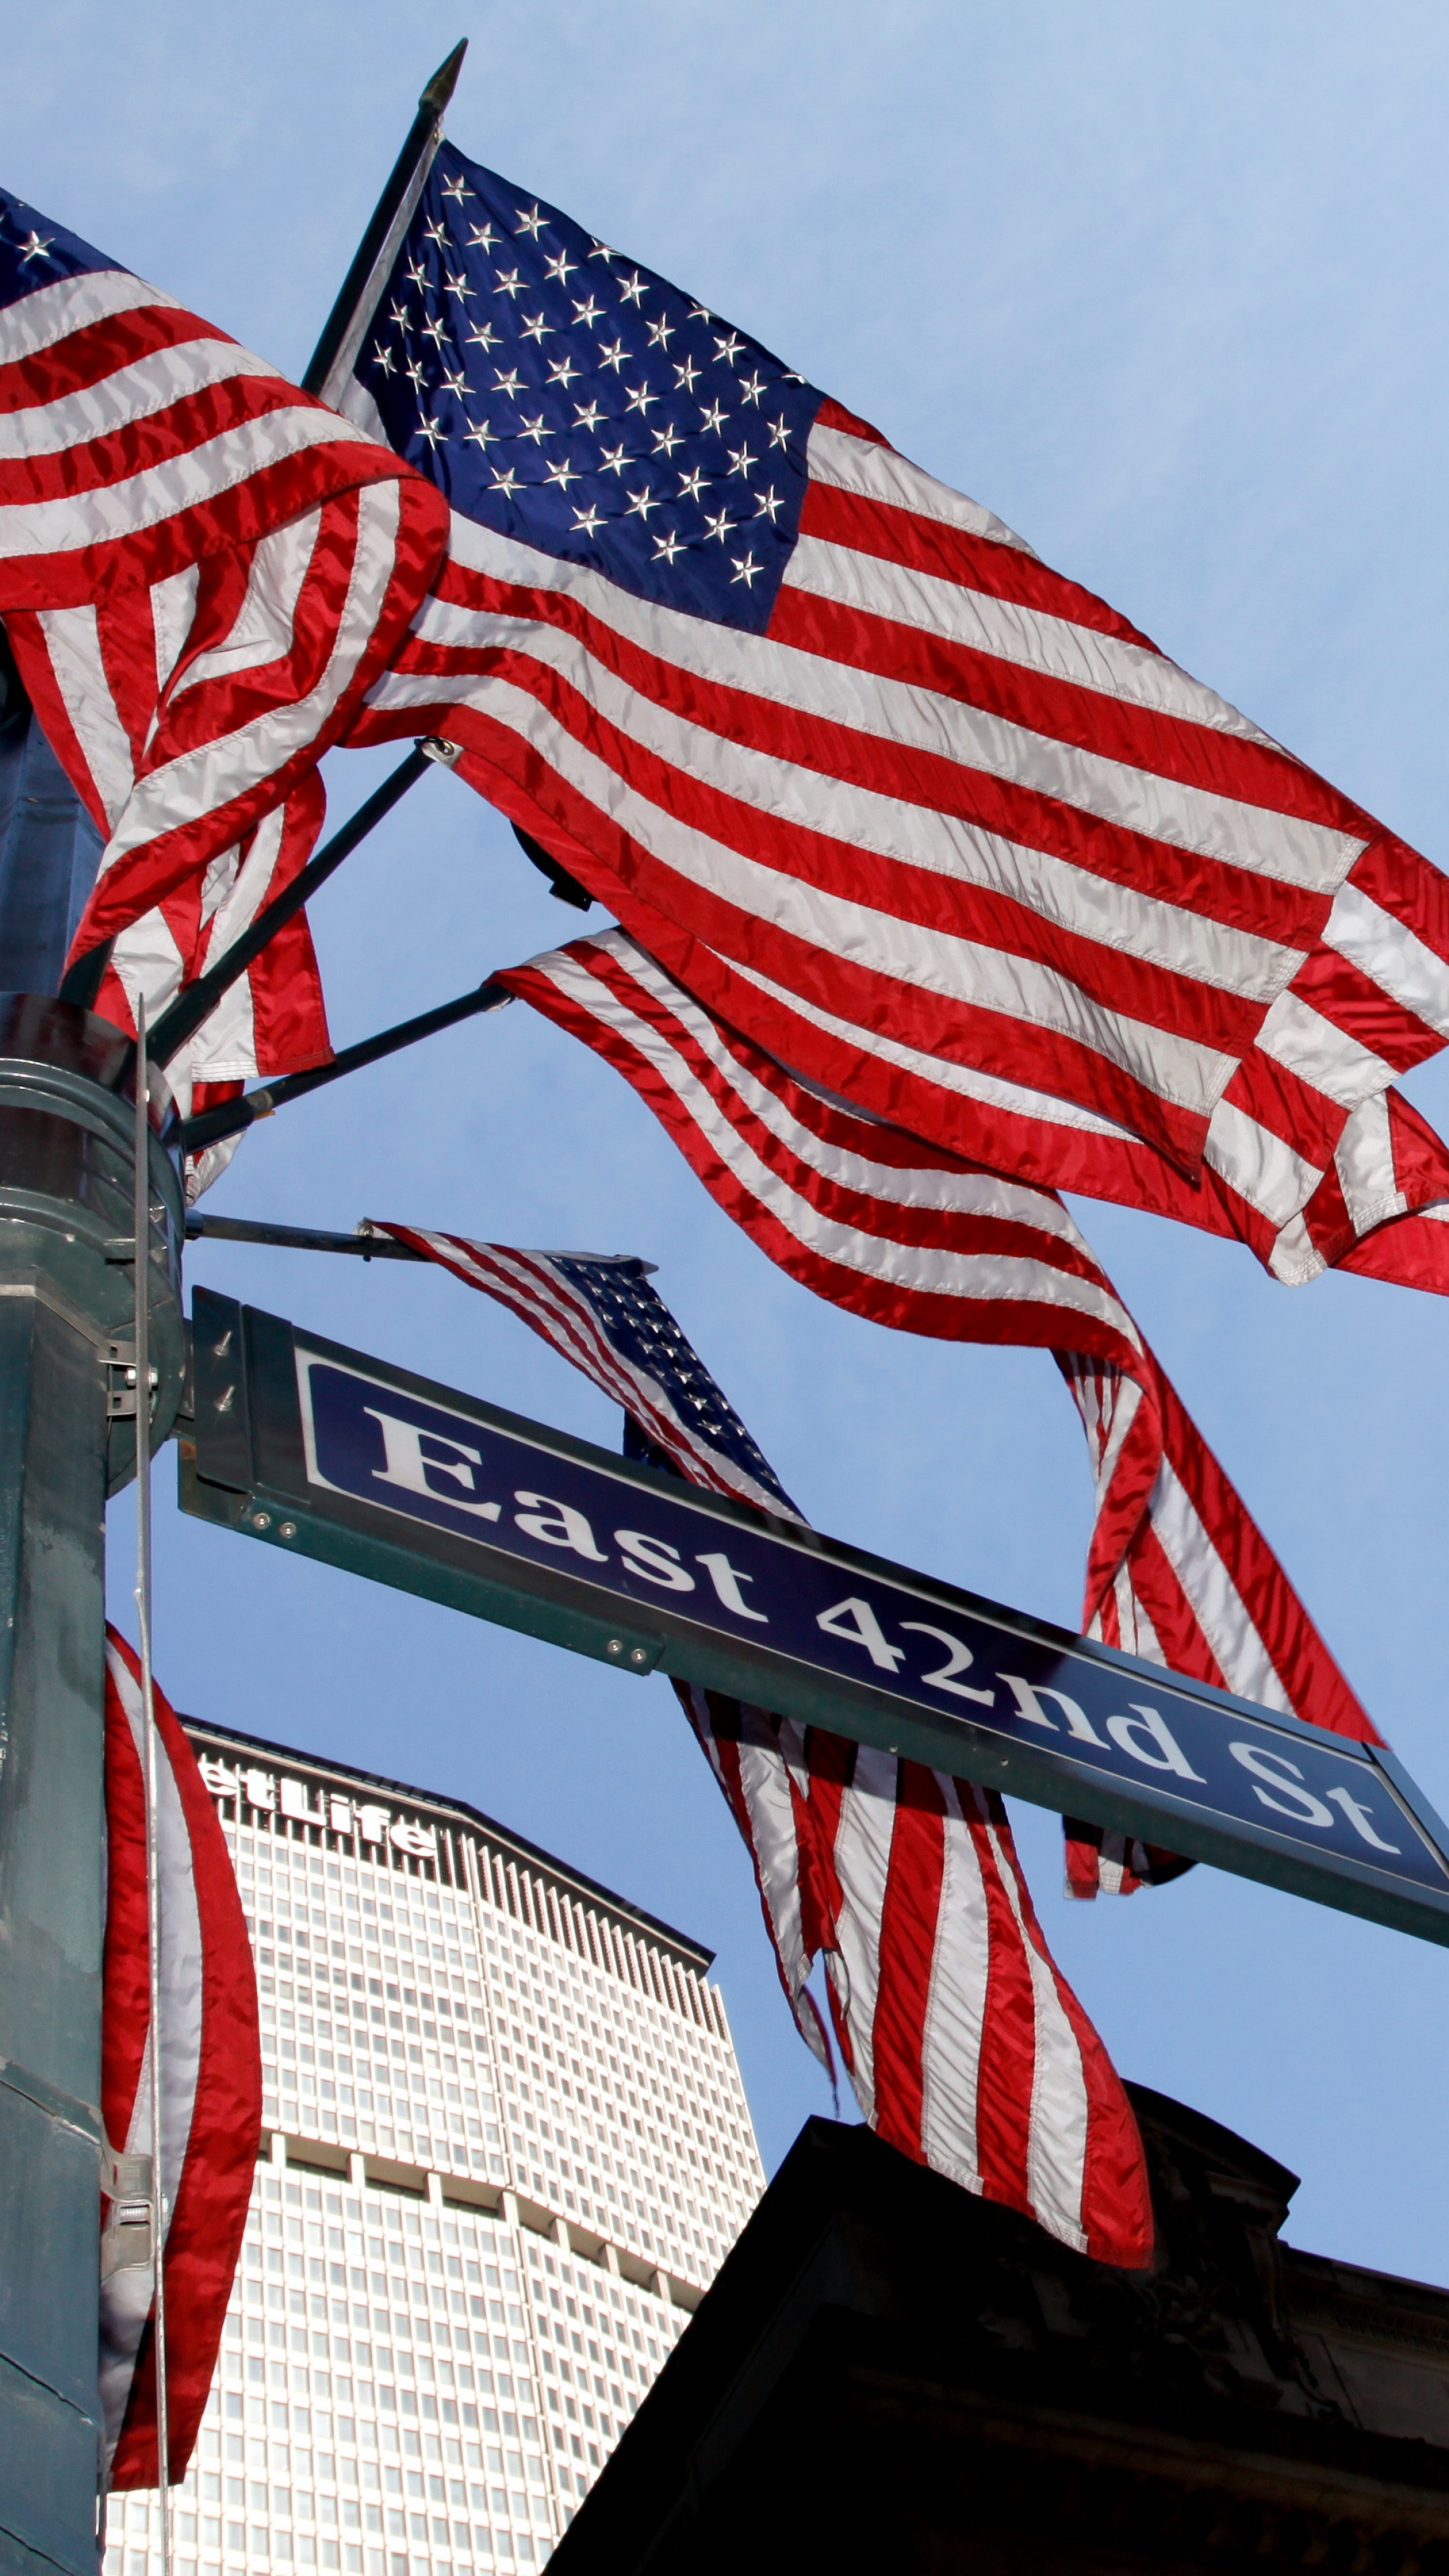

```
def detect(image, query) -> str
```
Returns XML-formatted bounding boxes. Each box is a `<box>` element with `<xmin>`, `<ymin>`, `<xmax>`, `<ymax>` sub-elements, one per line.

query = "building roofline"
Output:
<box><xmin>182</xmin><ymin>1713</ymin><xmax>715</xmax><ymax>1974</ymax></box>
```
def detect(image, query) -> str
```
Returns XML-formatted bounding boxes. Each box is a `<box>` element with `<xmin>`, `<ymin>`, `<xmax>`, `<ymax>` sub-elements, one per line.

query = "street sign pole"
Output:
<box><xmin>0</xmin><ymin>1000</ymin><xmax>185</xmax><ymax>2576</ymax></box>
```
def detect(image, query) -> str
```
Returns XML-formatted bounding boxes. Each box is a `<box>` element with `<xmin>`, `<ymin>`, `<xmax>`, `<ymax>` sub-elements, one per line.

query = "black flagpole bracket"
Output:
<box><xmin>184</xmin><ymin>1216</ymin><xmax>424</xmax><ymax>1260</ymax></box>
<box><xmin>171</xmin><ymin>974</ymin><xmax>511</xmax><ymax>1159</ymax></box>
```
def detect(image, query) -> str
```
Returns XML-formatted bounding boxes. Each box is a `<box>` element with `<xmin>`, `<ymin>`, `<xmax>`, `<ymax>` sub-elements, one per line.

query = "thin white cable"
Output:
<box><xmin>133</xmin><ymin>998</ymin><xmax>172</xmax><ymax>2565</ymax></box>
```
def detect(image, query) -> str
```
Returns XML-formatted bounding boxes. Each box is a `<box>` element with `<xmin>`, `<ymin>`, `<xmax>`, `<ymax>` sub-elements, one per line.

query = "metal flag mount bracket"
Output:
<box><xmin>178</xmin><ymin>1285</ymin><xmax>1449</xmax><ymax>1956</ymax></box>
<box><xmin>171</xmin><ymin>973</ymin><xmax>511</xmax><ymax>1159</ymax></box>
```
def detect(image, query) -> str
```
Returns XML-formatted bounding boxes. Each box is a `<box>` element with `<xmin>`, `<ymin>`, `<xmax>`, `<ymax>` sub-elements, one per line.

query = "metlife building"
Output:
<box><xmin>102</xmin><ymin>1723</ymin><xmax>765</xmax><ymax>2576</ymax></box>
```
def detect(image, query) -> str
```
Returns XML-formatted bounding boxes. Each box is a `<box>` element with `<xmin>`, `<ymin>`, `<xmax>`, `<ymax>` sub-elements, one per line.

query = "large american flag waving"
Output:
<box><xmin>341</xmin><ymin>140</ymin><xmax>1449</xmax><ymax>1290</ymax></box>
<box><xmin>374</xmin><ymin>1220</ymin><xmax>1152</xmax><ymax>2263</ymax></box>
<box><xmin>0</xmin><ymin>188</ymin><xmax>447</xmax><ymax>1121</ymax></box>
<box><xmin>494</xmin><ymin>927</ymin><xmax>1381</xmax><ymax>1896</ymax></box>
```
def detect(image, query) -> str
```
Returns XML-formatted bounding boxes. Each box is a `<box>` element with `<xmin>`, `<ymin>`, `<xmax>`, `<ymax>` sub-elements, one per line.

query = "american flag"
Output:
<box><xmin>497</xmin><ymin>925</ymin><xmax>1381</xmax><ymax>1902</ymax></box>
<box><xmin>340</xmin><ymin>141</ymin><xmax>1449</xmax><ymax>1289</ymax></box>
<box><xmin>368</xmin><ymin>1228</ymin><xmax>800</xmax><ymax>1520</ymax></box>
<box><xmin>101</xmin><ymin>1627</ymin><xmax>260</xmax><ymax>2486</ymax></box>
<box><xmin>0</xmin><ymin>186</ymin><xmax>447</xmax><ymax>1060</ymax></box>
<box><xmin>386</xmin><ymin>1212</ymin><xmax>1152</xmax><ymax>2261</ymax></box>
<box><xmin>105</xmin><ymin>778</ymin><xmax>332</xmax><ymax>1199</ymax></box>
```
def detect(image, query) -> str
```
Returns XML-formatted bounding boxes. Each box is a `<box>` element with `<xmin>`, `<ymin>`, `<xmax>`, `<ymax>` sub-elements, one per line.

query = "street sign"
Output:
<box><xmin>180</xmin><ymin>1287</ymin><xmax>1449</xmax><ymax>1949</ymax></box>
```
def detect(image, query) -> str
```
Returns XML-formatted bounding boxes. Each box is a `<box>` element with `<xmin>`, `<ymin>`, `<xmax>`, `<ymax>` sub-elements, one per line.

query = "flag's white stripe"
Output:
<box><xmin>0</xmin><ymin>266</ymin><xmax>175</xmax><ymax>364</ymax></box>
<box><xmin>804</xmin><ymin>421</ymin><xmax>1036</xmax><ymax>555</ymax></box>
<box><xmin>109</xmin><ymin>907</ymin><xmax>187</xmax><ymax>1045</ymax></box>
<box><xmin>1201</xmin><ymin>1095</ymin><xmax>1324</xmax><ymax>1229</ymax></box>
<box><xmin>149</xmin><ymin>564</ymin><xmax>203</xmax><ymax>704</ymax></box>
<box><xmin>823</xmin><ymin>1748</ymin><xmax>896</xmax><ymax>2123</ymax></box>
<box><xmin>1322</xmin><ymin>879</ymin><xmax>1449</xmax><ymax>1040</ymax></box>
<box><xmin>531</xmin><ymin>955</ymin><xmax>1144</xmax><ymax>1335</ymax></box>
<box><xmin>732</xmin><ymin>1726</ymin><xmax>812</xmax><ymax>1996</ymax></box>
<box><xmin>1144</xmin><ymin>1456</ymin><xmax>1295</xmax><ymax>1715</ymax></box>
<box><xmin>0</xmin><ymin>337</ymin><xmax>284</xmax><ymax>462</ymax></box>
<box><xmin>1255</xmin><ymin>985</ymin><xmax>1397</xmax><ymax>1110</ymax></box>
<box><xmin>170</xmin><ymin>508</ymin><xmax>321</xmax><ymax>699</ymax></box>
<box><xmin>417</xmin><ymin>610</ymin><xmax>1303</xmax><ymax>1004</ymax></box>
<box><xmin>418</xmin><ymin>512</ymin><xmax>1362</xmax><ymax>892</ymax></box>
<box><xmin>916</xmin><ymin>1780</ymin><xmax>989</xmax><ymax>2194</ymax></box>
<box><xmin>1265</xmin><ymin>1212</ymin><xmax>1326</xmax><ymax>1287</ymax></box>
<box><xmin>92</xmin><ymin>479</ymin><xmax>400</xmax><ymax>879</ymax></box>
<box><xmin>398</xmin><ymin>668</ymin><xmax>1242</xmax><ymax>1122</ymax></box>
<box><xmin>1332</xmin><ymin>1091</ymin><xmax>1407</xmax><ymax>1238</ymax></box>
<box><xmin>784</xmin><ymin>527</ymin><xmax>1291</xmax><ymax>752</ymax></box>
<box><xmin>180</xmin><ymin>804</ymin><xmax>294</xmax><ymax>1081</ymax></box>
<box><xmin>0</xmin><ymin>401</ymin><xmax>380</xmax><ymax>559</ymax></box>
<box><xmin>979</xmin><ymin>1803</ymin><xmax>1090</xmax><ymax>2252</ymax></box>
<box><xmin>1105</xmin><ymin>1573</ymin><xmax>1166</xmax><ymax>1667</ymax></box>
<box><xmin>34</xmin><ymin>600</ymin><xmax>134</xmax><ymax>824</ymax></box>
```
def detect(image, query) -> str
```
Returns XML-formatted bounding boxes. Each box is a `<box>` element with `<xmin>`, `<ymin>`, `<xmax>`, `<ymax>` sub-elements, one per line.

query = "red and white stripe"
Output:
<box><xmin>500</xmin><ymin>930</ymin><xmax>1379</xmax><ymax>1756</ymax></box>
<box><xmin>101</xmin><ymin>1627</ymin><xmax>261</xmax><ymax>2487</ymax></box>
<box><xmin>394</xmin><ymin>1194</ymin><xmax>1154</xmax><ymax>2253</ymax></box>
<box><xmin>97</xmin><ymin>777</ymin><xmax>332</xmax><ymax>1199</ymax></box>
<box><xmin>0</xmin><ymin>241</ymin><xmax>447</xmax><ymax>959</ymax></box>
<box><xmin>354</xmin><ymin>398</ymin><xmax>1449</xmax><ymax>1272</ymax></box>
<box><xmin>676</xmin><ymin>1684</ymin><xmax>1151</xmax><ymax>2263</ymax></box>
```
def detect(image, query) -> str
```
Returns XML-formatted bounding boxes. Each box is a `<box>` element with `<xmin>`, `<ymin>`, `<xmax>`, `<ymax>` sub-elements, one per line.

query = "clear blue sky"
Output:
<box><xmin>12</xmin><ymin>0</ymin><xmax>1449</xmax><ymax>2279</ymax></box>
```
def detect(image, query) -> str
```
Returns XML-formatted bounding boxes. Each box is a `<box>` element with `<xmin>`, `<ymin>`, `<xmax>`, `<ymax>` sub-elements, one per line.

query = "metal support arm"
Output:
<box><xmin>172</xmin><ymin>977</ymin><xmax>509</xmax><ymax>1157</ymax></box>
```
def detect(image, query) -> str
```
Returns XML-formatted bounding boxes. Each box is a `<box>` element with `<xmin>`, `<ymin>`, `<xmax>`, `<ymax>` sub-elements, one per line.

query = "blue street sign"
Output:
<box><xmin>180</xmin><ymin>1288</ymin><xmax>1449</xmax><ymax>1948</ymax></box>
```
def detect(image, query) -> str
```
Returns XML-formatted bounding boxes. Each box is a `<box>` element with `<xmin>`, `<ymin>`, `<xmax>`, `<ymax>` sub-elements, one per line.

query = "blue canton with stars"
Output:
<box><xmin>0</xmin><ymin>188</ymin><xmax>118</xmax><ymax>313</ymax></box>
<box><xmin>354</xmin><ymin>143</ymin><xmax>824</xmax><ymax>637</ymax></box>
<box><xmin>549</xmin><ymin>1254</ymin><xmax>800</xmax><ymax>1515</ymax></box>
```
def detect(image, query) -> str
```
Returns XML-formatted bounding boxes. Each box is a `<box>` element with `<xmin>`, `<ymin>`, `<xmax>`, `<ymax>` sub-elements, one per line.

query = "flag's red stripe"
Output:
<box><xmin>965</xmin><ymin>1794</ymin><xmax>1041</xmax><ymax>2219</ymax></box>
<box><xmin>868</xmin><ymin>1762</ymin><xmax>947</xmax><ymax>2163</ymax></box>
<box><xmin>1287</xmin><ymin>938</ymin><xmax>1446</xmax><ymax>1078</ymax></box>
<box><xmin>799</xmin><ymin>473</ymin><xmax>1168</xmax><ymax>655</ymax></box>
<box><xmin>0</xmin><ymin>302</ymin><xmax>242</xmax><ymax>408</ymax></box>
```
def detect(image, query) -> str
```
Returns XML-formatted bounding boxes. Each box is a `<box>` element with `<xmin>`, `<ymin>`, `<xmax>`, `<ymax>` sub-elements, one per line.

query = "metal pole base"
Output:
<box><xmin>0</xmin><ymin>999</ymin><xmax>184</xmax><ymax>2573</ymax></box>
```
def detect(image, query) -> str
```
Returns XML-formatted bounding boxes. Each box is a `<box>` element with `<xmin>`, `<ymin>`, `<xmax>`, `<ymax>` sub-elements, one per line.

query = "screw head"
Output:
<box><xmin>252</xmin><ymin>1511</ymin><xmax>271</xmax><ymax>1532</ymax></box>
<box><xmin>279</xmin><ymin>1522</ymin><xmax>297</xmax><ymax>1541</ymax></box>
<box><xmin>629</xmin><ymin>1648</ymin><xmax>649</xmax><ymax>1667</ymax></box>
<box><xmin>606</xmin><ymin>1638</ymin><xmax>624</xmax><ymax>1656</ymax></box>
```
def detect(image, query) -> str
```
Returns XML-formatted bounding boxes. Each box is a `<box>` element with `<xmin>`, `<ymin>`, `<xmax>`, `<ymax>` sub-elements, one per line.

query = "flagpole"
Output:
<box><xmin>133</xmin><ymin>996</ymin><xmax>172</xmax><ymax>2558</ymax></box>
<box><xmin>303</xmin><ymin>38</ymin><xmax>468</xmax><ymax>407</ymax></box>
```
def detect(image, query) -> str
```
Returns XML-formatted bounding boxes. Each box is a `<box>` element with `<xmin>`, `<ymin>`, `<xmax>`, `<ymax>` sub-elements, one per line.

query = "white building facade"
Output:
<box><xmin>103</xmin><ymin>1723</ymin><xmax>765</xmax><ymax>2576</ymax></box>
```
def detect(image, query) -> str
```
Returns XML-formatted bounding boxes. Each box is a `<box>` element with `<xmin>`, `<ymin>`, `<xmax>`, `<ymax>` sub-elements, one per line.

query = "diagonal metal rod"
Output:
<box><xmin>144</xmin><ymin>743</ymin><xmax>440</xmax><ymax>1072</ymax></box>
<box><xmin>184</xmin><ymin>1215</ymin><xmax>425</xmax><ymax>1258</ymax></box>
<box><xmin>172</xmin><ymin>975</ymin><xmax>511</xmax><ymax>1155</ymax></box>
<box><xmin>303</xmin><ymin>39</ymin><xmax>468</xmax><ymax>405</ymax></box>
